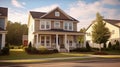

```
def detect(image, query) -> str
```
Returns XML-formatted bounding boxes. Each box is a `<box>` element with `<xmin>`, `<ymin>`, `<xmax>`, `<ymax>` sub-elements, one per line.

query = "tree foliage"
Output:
<box><xmin>6</xmin><ymin>21</ymin><xmax>28</xmax><ymax>45</ymax></box>
<box><xmin>92</xmin><ymin>13</ymin><xmax>110</xmax><ymax>51</ymax></box>
<box><xmin>78</xmin><ymin>28</ymin><xmax>86</xmax><ymax>43</ymax></box>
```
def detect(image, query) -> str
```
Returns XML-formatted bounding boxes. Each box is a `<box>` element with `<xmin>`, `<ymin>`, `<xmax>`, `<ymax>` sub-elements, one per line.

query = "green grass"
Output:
<box><xmin>104</xmin><ymin>50</ymin><xmax>120</xmax><ymax>55</ymax></box>
<box><xmin>0</xmin><ymin>49</ymin><xmax>89</xmax><ymax>60</ymax></box>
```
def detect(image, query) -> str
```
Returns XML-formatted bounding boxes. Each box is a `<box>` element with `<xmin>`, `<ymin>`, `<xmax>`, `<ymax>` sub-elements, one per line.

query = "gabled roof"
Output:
<box><xmin>0</xmin><ymin>7</ymin><xmax>8</xmax><ymax>17</ymax></box>
<box><xmin>29</xmin><ymin>7</ymin><xmax>78</xmax><ymax>21</ymax></box>
<box><xmin>103</xmin><ymin>19</ymin><xmax>120</xmax><ymax>28</ymax></box>
<box><xmin>30</xmin><ymin>11</ymin><xmax>46</xmax><ymax>18</ymax></box>
<box><xmin>86</xmin><ymin>19</ymin><xmax>120</xmax><ymax>31</ymax></box>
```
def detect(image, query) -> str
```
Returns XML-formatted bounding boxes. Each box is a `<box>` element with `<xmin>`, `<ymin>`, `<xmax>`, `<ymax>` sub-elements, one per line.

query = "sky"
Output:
<box><xmin>0</xmin><ymin>0</ymin><xmax>120</xmax><ymax>31</ymax></box>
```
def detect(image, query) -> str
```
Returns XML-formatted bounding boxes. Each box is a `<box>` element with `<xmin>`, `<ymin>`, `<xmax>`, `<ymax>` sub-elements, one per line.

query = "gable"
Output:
<box><xmin>41</xmin><ymin>7</ymin><xmax>78</xmax><ymax>21</ymax></box>
<box><xmin>86</xmin><ymin>19</ymin><xmax>120</xmax><ymax>31</ymax></box>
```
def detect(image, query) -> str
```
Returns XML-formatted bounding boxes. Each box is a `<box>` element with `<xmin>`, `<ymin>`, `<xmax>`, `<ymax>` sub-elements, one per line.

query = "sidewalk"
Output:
<box><xmin>0</xmin><ymin>55</ymin><xmax>120</xmax><ymax>63</ymax></box>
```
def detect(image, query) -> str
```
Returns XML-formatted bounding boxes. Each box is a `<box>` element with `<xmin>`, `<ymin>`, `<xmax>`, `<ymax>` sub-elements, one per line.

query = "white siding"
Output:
<box><xmin>86</xmin><ymin>21</ymin><xmax>120</xmax><ymax>48</ymax></box>
<box><xmin>28</xmin><ymin>15</ymin><xmax>35</xmax><ymax>46</ymax></box>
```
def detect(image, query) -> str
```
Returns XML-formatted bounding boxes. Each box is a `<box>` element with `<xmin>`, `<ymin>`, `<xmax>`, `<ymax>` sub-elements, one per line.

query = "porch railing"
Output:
<box><xmin>52</xmin><ymin>43</ymin><xmax>60</xmax><ymax>52</ymax></box>
<box><xmin>56</xmin><ymin>43</ymin><xmax>60</xmax><ymax>52</ymax></box>
<box><xmin>65</xmin><ymin>43</ymin><xmax>69</xmax><ymax>52</ymax></box>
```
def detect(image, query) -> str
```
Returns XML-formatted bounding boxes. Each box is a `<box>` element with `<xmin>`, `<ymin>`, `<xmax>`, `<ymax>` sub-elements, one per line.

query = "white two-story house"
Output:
<box><xmin>28</xmin><ymin>7</ymin><xmax>84</xmax><ymax>52</ymax></box>
<box><xmin>0</xmin><ymin>7</ymin><xmax>7</xmax><ymax>49</ymax></box>
<box><xmin>86</xmin><ymin>19</ymin><xmax>120</xmax><ymax>48</ymax></box>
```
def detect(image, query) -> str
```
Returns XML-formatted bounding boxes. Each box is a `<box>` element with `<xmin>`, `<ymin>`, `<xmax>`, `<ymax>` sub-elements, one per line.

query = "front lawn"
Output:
<box><xmin>0</xmin><ymin>49</ymin><xmax>89</xmax><ymax>60</ymax></box>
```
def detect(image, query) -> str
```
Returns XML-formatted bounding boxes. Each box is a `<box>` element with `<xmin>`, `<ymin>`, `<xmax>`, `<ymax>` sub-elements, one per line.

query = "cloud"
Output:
<box><xmin>11</xmin><ymin>0</ymin><xmax>25</xmax><ymax>8</ymax></box>
<box><xmin>8</xmin><ymin>8</ymin><xmax>28</xmax><ymax>24</ymax></box>
<box><xmin>67</xmin><ymin>0</ymin><xmax>120</xmax><ymax>31</ymax></box>
<box><xmin>101</xmin><ymin>0</ymin><xmax>120</xmax><ymax>5</ymax></box>
<box><xmin>31</xmin><ymin>4</ymin><xmax>59</xmax><ymax>12</ymax></box>
<box><xmin>8</xmin><ymin>4</ymin><xmax>59</xmax><ymax>24</ymax></box>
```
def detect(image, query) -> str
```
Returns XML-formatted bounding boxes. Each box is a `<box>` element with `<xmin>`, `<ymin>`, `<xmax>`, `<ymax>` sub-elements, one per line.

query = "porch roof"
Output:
<box><xmin>33</xmin><ymin>30</ymin><xmax>84</xmax><ymax>35</ymax></box>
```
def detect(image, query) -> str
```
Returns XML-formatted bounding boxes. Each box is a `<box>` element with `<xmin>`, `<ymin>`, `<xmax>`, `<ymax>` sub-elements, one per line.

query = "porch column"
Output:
<box><xmin>1</xmin><ymin>33</ymin><xmax>5</xmax><ymax>49</ymax></box>
<box><xmin>36</xmin><ymin>34</ymin><xmax>39</xmax><ymax>48</ymax></box>
<box><xmin>84</xmin><ymin>35</ymin><xmax>86</xmax><ymax>47</ymax></box>
<box><xmin>45</xmin><ymin>36</ymin><xmax>46</xmax><ymax>47</ymax></box>
<box><xmin>39</xmin><ymin>35</ymin><xmax>41</xmax><ymax>47</ymax></box>
<box><xmin>56</xmin><ymin>34</ymin><xmax>58</xmax><ymax>46</ymax></box>
<box><xmin>65</xmin><ymin>34</ymin><xmax>69</xmax><ymax>52</ymax></box>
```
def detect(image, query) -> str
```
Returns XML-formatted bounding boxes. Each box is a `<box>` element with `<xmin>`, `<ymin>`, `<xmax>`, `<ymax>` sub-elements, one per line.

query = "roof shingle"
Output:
<box><xmin>0</xmin><ymin>7</ymin><xmax>8</xmax><ymax>17</ymax></box>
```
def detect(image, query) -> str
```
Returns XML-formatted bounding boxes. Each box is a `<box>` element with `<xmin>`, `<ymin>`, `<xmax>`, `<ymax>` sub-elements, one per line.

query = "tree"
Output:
<box><xmin>6</xmin><ymin>21</ymin><xmax>28</xmax><ymax>45</ymax></box>
<box><xmin>92</xmin><ymin>13</ymin><xmax>110</xmax><ymax>52</ymax></box>
<box><xmin>86</xmin><ymin>41</ymin><xmax>91</xmax><ymax>51</ymax></box>
<box><xmin>78</xmin><ymin>28</ymin><xmax>86</xmax><ymax>47</ymax></box>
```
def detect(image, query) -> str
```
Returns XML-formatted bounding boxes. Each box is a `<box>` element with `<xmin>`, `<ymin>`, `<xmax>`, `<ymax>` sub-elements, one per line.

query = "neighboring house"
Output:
<box><xmin>86</xmin><ymin>19</ymin><xmax>120</xmax><ymax>48</ymax></box>
<box><xmin>22</xmin><ymin>35</ymin><xmax>28</xmax><ymax>46</ymax></box>
<box><xmin>0</xmin><ymin>7</ymin><xmax>8</xmax><ymax>49</ymax></box>
<box><xmin>28</xmin><ymin>7</ymin><xmax>84</xmax><ymax>52</ymax></box>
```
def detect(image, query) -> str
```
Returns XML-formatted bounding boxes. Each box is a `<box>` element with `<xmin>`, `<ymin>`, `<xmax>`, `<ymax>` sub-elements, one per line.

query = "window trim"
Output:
<box><xmin>40</xmin><ymin>20</ymin><xmax>51</xmax><ymax>30</ymax></box>
<box><xmin>54</xmin><ymin>21</ymin><xmax>60</xmax><ymax>28</ymax></box>
<box><xmin>55</xmin><ymin>11</ymin><xmax>60</xmax><ymax>17</ymax></box>
<box><xmin>64</xmin><ymin>22</ymin><xmax>73</xmax><ymax>31</ymax></box>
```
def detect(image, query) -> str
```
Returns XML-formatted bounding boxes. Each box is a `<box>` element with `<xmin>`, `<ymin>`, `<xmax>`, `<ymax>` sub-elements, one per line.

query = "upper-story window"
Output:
<box><xmin>40</xmin><ymin>20</ymin><xmax>51</xmax><ymax>30</ymax></box>
<box><xmin>55</xmin><ymin>11</ymin><xmax>60</xmax><ymax>17</ymax></box>
<box><xmin>112</xmin><ymin>30</ymin><xmax>115</xmax><ymax>34</ymax></box>
<box><xmin>54</xmin><ymin>21</ymin><xmax>60</xmax><ymax>28</ymax></box>
<box><xmin>69</xmin><ymin>23</ymin><xmax>72</xmax><ymax>30</ymax></box>
<box><xmin>46</xmin><ymin>21</ymin><xmax>50</xmax><ymax>29</ymax></box>
<box><xmin>64</xmin><ymin>22</ymin><xmax>68</xmax><ymax>30</ymax></box>
<box><xmin>64</xmin><ymin>22</ymin><xmax>73</xmax><ymax>31</ymax></box>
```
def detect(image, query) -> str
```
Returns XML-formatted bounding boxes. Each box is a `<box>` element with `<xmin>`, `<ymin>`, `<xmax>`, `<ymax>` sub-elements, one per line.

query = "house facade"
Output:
<box><xmin>28</xmin><ymin>7</ymin><xmax>84</xmax><ymax>52</ymax></box>
<box><xmin>86</xmin><ymin>19</ymin><xmax>120</xmax><ymax>48</ymax></box>
<box><xmin>0</xmin><ymin>7</ymin><xmax>8</xmax><ymax>49</ymax></box>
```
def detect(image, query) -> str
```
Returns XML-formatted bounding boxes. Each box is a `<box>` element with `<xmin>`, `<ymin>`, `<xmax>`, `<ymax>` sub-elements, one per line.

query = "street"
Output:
<box><xmin>0</xmin><ymin>58</ymin><xmax>120</xmax><ymax>67</ymax></box>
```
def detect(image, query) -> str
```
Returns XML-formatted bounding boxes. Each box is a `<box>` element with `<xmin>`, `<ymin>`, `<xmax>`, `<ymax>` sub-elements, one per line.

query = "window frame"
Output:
<box><xmin>64</xmin><ymin>22</ymin><xmax>73</xmax><ymax>31</ymax></box>
<box><xmin>54</xmin><ymin>21</ymin><xmax>60</xmax><ymax>28</ymax></box>
<box><xmin>55</xmin><ymin>11</ymin><xmax>60</xmax><ymax>17</ymax></box>
<box><xmin>40</xmin><ymin>20</ymin><xmax>51</xmax><ymax>30</ymax></box>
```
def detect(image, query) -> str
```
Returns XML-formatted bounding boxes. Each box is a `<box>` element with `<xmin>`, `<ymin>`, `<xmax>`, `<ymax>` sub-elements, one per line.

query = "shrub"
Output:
<box><xmin>1</xmin><ymin>47</ymin><xmax>10</xmax><ymax>55</ymax></box>
<box><xmin>115</xmin><ymin>40</ymin><xmax>120</xmax><ymax>50</ymax></box>
<box><xmin>108</xmin><ymin>42</ymin><xmax>112</xmax><ymax>49</ymax></box>
<box><xmin>28</xmin><ymin>42</ymin><xmax>32</xmax><ymax>48</ymax></box>
<box><xmin>70</xmin><ymin>48</ymin><xmax>90</xmax><ymax>52</ymax></box>
<box><xmin>25</xmin><ymin>45</ymin><xmax>58</xmax><ymax>54</ymax></box>
<box><xmin>0</xmin><ymin>43</ymin><xmax>10</xmax><ymax>55</ymax></box>
<box><xmin>93</xmin><ymin>51</ymin><xmax>108</xmax><ymax>55</ymax></box>
<box><xmin>86</xmin><ymin>41</ymin><xmax>91</xmax><ymax>51</ymax></box>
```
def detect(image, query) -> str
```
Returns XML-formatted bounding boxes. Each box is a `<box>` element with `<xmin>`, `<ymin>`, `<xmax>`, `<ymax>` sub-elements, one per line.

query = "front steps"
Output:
<box><xmin>59</xmin><ymin>48</ymin><xmax>68</xmax><ymax>53</ymax></box>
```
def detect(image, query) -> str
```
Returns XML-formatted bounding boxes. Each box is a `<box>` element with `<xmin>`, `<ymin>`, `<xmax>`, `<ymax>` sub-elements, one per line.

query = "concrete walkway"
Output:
<box><xmin>0</xmin><ymin>55</ymin><xmax>120</xmax><ymax>63</ymax></box>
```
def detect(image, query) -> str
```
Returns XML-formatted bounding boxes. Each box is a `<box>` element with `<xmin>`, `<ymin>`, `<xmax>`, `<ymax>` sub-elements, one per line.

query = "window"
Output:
<box><xmin>55</xmin><ymin>11</ymin><xmax>60</xmax><ymax>17</ymax></box>
<box><xmin>46</xmin><ymin>22</ymin><xmax>50</xmax><ymax>29</ymax></box>
<box><xmin>40</xmin><ymin>21</ymin><xmax>45</xmax><ymax>30</ymax></box>
<box><xmin>87</xmin><ymin>32</ymin><xmax>91</xmax><ymax>36</ymax></box>
<box><xmin>64</xmin><ymin>22</ymin><xmax>73</xmax><ymax>31</ymax></box>
<box><xmin>41</xmin><ymin>36</ymin><xmax>45</xmax><ymax>46</ymax></box>
<box><xmin>112</xmin><ymin>30</ymin><xmax>115</xmax><ymax>34</ymax></box>
<box><xmin>40</xmin><ymin>20</ymin><xmax>51</xmax><ymax>30</ymax></box>
<box><xmin>54</xmin><ymin>21</ymin><xmax>60</xmax><ymax>28</ymax></box>
<box><xmin>69</xmin><ymin>23</ymin><xmax>73</xmax><ymax>30</ymax></box>
<box><xmin>64</xmin><ymin>22</ymin><xmax>68</xmax><ymax>30</ymax></box>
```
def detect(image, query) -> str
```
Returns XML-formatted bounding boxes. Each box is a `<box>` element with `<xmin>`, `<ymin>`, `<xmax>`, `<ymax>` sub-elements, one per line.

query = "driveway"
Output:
<box><xmin>1</xmin><ymin>58</ymin><xmax>120</xmax><ymax>67</ymax></box>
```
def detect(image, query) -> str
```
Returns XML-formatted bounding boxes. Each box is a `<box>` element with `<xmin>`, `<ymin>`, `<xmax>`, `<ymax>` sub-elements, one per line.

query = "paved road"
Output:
<box><xmin>1</xmin><ymin>59</ymin><xmax>120</xmax><ymax>67</ymax></box>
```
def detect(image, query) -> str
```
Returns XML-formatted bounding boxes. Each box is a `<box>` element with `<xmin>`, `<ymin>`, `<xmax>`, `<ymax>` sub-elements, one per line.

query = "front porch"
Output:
<box><xmin>0</xmin><ymin>32</ymin><xmax>6</xmax><ymax>49</ymax></box>
<box><xmin>33</xmin><ymin>31</ymin><xmax>85</xmax><ymax>52</ymax></box>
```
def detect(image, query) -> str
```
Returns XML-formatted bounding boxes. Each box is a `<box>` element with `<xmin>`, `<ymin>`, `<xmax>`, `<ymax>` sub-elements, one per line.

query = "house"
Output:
<box><xmin>28</xmin><ymin>7</ymin><xmax>84</xmax><ymax>52</ymax></box>
<box><xmin>86</xmin><ymin>19</ymin><xmax>120</xmax><ymax>48</ymax></box>
<box><xmin>0</xmin><ymin>7</ymin><xmax>8</xmax><ymax>49</ymax></box>
<box><xmin>22</xmin><ymin>35</ymin><xmax>28</xmax><ymax>46</ymax></box>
